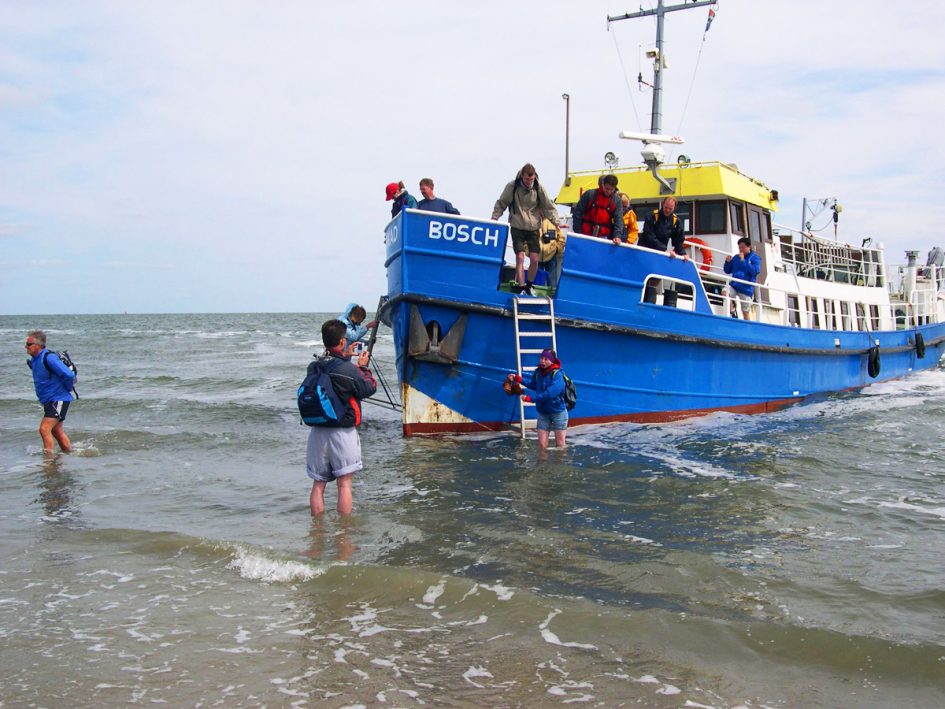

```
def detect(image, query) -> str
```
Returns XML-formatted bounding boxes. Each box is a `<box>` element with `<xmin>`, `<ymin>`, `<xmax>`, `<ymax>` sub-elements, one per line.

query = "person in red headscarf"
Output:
<box><xmin>506</xmin><ymin>348</ymin><xmax>568</xmax><ymax>449</ymax></box>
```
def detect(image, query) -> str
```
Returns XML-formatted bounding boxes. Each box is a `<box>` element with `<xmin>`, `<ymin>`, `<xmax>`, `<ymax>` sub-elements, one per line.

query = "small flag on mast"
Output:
<box><xmin>705</xmin><ymin>7</ymin><xmax>716</xmax><ymax>33</ymax></box>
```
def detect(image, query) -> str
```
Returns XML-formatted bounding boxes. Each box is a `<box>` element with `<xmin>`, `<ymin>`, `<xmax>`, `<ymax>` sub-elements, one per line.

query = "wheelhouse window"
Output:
<box><xmin>695</xmin><ymin>200</ymin><xmax>726</xmax><ymax>234</ymax></box>
<box><xmin>675</xmin><ymin>202</ymin><xmax>692</xmax><ymax>235</ymax></box>
<box><xmin>633</xmin><ymin>204</ymin><xmax>658</xmax><ymax>223</ymax></box>
<box><xmin>748</xmin><ymin>206</ymin><xmax>772</xmax><ymax>243</ymax></box>
<box><xmin>730</xmin><ymin>201</ymin><xmax>746</xmax><ymax>236</ymax></box>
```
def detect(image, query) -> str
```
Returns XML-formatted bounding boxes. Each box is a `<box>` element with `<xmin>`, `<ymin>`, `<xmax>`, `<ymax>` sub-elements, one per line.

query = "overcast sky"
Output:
<box><xmin>3</xmin><ymin>0</ymin><xmax>944</xmax><ymax>315</ymax></box>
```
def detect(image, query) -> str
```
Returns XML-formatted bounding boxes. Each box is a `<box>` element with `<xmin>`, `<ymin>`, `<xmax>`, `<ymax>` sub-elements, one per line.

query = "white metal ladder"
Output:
<box><xmin>512</xmin><ymin>296</ymin><xmax>557</xmax><ymax>438</ymax></box>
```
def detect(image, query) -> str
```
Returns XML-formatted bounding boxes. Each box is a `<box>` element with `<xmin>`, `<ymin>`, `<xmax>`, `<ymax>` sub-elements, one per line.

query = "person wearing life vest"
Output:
<box><xmin>572</xmin><ymin>174</ymin><xmax>625</xmax><ymax>245</ymax></box>
<box><xmin>723</xmin><ymin>237</ymin><xmax>762</xmax><ymax>320</ymax></box>
<box><xmin>618</xmin><ymin>192</ymin><xmax>639</xmax><ymax>244</ymax></box>
<box><xmin>640</xmin><ymin>196</ymin><xmax>688</xmax><ymax>260</ymax></box>
<box><xmin>385</xmin><ymin>180</ymin><xmax>418</xmax><ymax>218</ymax></box>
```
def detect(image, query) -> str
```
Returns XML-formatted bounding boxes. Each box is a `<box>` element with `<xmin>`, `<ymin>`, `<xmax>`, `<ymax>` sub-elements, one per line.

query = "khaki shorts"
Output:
<box><xmin>510</xmin><ymin>227</ymin><xmax>540</xmax><ymax>255</ymax></box>
<box><xmin>306</xmin><ymin>426</ymin><xmax>362</xmax><ymax>482</ymax></box>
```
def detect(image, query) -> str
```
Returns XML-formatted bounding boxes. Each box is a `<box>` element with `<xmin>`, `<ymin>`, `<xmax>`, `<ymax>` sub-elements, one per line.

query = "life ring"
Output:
<box><xmin>915</xmin><ymin>332</ymin><xmax>926</xmax><ymax>359</ymax></box>
<box><xmin>867</xmin><ymin>345</ymin><xmax>881</xmax><ymax>378</ymax></box>
<box><xmin>688</xmin><ymin>238</ymin><xmax>713</xmax><ymax>272</ymax></box>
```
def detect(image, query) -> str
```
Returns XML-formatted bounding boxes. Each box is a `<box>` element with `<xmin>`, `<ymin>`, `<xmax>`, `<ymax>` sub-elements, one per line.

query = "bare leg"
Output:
<box><xmin>527</xmin><ymin>251</ymin><xmax>540</xmax><ymax>284</ymax></box>
<box><xmin>51</xmin><ymin>421</ymin><xmax>71</xmax><ymax>453</ymax></box>
<box><xmin>515</xmin><ymin>251</ymin><xmax>526</xmax><ymax>285</ymax></box>
<box><xmin>537</xmin><ymin>429</ymin><xmax>550</xmax><ymax>450</ymax></box>
<box><xmin>39</xmin><ymin>417</ymin><xmax>58</xmax><ymax>453</ymax></box>
<box><xmin>554</xmin><ymin>429</ymin><xmax>567</xmax><ymax>448</ymax></box>
<box><xmin>310</xmin><ymin>481</ymin><xmax>327</xmax><ymax>516</ymax></box>
<box><xmin>336</xmin><ymin>475</ymin><xmax>353</xmax><ymax>515</ymax></box>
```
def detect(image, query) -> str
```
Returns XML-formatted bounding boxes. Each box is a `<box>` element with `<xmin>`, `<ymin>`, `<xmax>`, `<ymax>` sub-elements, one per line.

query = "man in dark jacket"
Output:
<box><xmin>305</xmin><ymin>319</ymin><xmax>377</xmax><ymax>515</ymax></box>
<box><xmin>639</xmin><ymin>196</ymin><xmax>689</xmax><ymax>260</ymax></box>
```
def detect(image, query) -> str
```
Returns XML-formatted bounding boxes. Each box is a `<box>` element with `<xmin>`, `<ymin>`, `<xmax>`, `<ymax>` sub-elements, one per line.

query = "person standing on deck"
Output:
<box><xmin>618</xmin><ymin>192</ymin><xmax>639</xmax><ymax>244</ymax></box>
<box><xmin>492</xmin><ymin>163</ymin><xmax>562</xmax><ymax>295</ymax></box>
<box><xmin>639</xmin><ymin>196</ymin><xmax>688</xmax><ymax>260</ymax></box>
<box><xmin>25</xmin><ymin>330</ymin><xmax>75</xmax><ymax>454</ymax></box>
<box><xmin>417</xmin><ymin>178</ymin><xmax>460</xmax><ymax>215</ymax></box>
<box><xmin>572</xmin><ymin>174</ymin><xmax>625</xmax><ymax>245</ymax></box>
<box><xmin>386</xmin><ymin>181</ymin><xmax>418</xmax><ymax>218</ymax></box>
<box><xmin>723</xmin><ymin>237</ymin><xmax>762</xmax><ymax>320</ymax></box>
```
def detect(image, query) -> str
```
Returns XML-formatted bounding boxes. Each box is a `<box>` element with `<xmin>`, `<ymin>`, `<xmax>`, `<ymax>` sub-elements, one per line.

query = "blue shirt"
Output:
<box><xmin>29</xmin><ymin>348</ymin><xmax>75</xmax><ymax>403</ymax></box>
<box><xmin>723</xmin><ymin>251</ymin><xmax>762</xmax><ymax>296</ymax></box>
<box><xmin>339</xmin><ymin>302</ymin><xmax>369</xmax><ymax>343</ymax></box>
<box><xmin>417</xmin><ymin>197</ymin><xmax>460</xmax><ymax>215</ymax></box>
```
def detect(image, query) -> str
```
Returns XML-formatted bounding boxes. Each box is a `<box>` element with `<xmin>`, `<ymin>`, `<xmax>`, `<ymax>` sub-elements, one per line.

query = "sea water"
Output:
<box><xmin>1</xmin><ymin>312</ymin><xmax>944</xmax><ymax>706</ymax></box>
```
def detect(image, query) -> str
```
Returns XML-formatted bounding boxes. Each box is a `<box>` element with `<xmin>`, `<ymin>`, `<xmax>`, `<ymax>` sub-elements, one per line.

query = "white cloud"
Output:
<box><xmin>2</xmin><ymin>0</ymin><xmax>944</xmax><ymax>313</ymax></box>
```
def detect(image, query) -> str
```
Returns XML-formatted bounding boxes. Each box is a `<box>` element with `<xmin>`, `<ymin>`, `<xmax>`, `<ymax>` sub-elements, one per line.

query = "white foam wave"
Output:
<box><xmin>481</xmin><ymin>583</ymin><xmax>514</xmax><ymax>601</ymax></box>
<box><xmin>422</xmin><ymin>578</ymin><xmax>446</xmax><ymax>605</ymax></box>
<box><xmin>226</xmin><ymin>547</ymin><xmax>324</xmax><ymax>583</ymax></box>
<box><xmin>539</xmin><ymin>610</ymin><xmax>598</xmax><ymax>651</ymax></box>
<box><xmin>845</xmin><ymin>495</ymin><xmax>945</xmax><ymax>521</ymax></box>
<box><xmin>463</xmin><ymin>665</ymin><xmax>493</xmax><ymax>688</ymax></box>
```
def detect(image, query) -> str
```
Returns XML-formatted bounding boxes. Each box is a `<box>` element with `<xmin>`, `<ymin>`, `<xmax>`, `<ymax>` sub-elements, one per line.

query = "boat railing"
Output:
<box><xmin>771</xmin><ymin>223</ymin><xmax>884</xmax><ymax>287</ymax></box>
<box><xmin>888</xmin><ymin>262</ymin><xmax>943</xmax><ymax>328</ymax></box>
<box><xmin>681</xmin><ymin>238</ymin><xmax>931</xmax><ymax>330</ymax></box>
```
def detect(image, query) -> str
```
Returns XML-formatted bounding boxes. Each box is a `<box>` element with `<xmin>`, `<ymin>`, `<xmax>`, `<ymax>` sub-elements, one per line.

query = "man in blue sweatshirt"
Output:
<box><xmin>25</xmin><ymin>330</ymin><xmax>75</xmax><ymax>453</ymax></box>
<box><xmin>417</xmin><ymin>178</ymin><xmax>460</xmax><ymax>215</ymax></box>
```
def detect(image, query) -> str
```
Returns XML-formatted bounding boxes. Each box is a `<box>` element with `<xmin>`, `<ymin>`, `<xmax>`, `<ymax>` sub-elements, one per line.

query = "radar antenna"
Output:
<box><xmin>609</xmin><ymin>0</ymin><xmax>717</xmax><ymax>192</ymax></box>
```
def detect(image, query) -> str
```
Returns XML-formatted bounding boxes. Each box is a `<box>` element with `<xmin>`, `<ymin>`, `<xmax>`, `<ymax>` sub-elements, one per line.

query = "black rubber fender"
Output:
<box><xmin>915</xmin><ymin>332</ymin><xmax>926</xmax><ymax>359</ymax></box>
<box><xmin>868</xmin><ymin>345</ymin><xmax>881</xmax><ymax>378</ymax></box>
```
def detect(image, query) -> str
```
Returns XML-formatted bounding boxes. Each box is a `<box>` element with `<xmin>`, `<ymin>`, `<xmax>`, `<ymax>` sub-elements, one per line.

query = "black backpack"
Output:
<box><xmin>44</xmin><ymin>350</ymin><xmax>79</xmax><ymax>400</ymax></box>
<box><xmin>561</xmin><ymin>372</ymin><xmax>577</xmax><ymax>411</ymax></box>
<box><xmin>297</xmin><ymin>357</ymin><xmax>345</xmax><ymax>426</ymax></box>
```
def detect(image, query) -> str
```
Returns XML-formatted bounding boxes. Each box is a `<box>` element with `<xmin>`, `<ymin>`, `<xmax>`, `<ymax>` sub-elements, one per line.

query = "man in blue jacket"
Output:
<box><xmin>723</xmin><ymin>237</ymin><xmax>762</xmax><ymax>319</ymax></box>
<box><xmin>25</xmin><ymin>330</ymin><xmax>75</xmax><ymax>453</ymax></box>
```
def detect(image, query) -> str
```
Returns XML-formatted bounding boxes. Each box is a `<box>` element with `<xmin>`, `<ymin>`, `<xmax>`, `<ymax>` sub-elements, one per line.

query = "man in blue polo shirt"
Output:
<box><xmin>417</xmin><ymin>178</ymin><xmax>460</xmax><ymax>215</ymax></box>
<box><xmin>25</xmin><ymin>329</ymin><xmax>75</xmax><ymax>453</ymax></box>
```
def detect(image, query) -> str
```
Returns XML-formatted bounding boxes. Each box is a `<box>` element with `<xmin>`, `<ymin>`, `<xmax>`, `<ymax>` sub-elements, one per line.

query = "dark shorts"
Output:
<box><xmin>510</xmin><ymin>227</ymin><xmax>540</xmax><ymax>255</ymax></box>
<box><xmin>42</xmin><ymin>400</ymin><xmax>70</xmax><ymax>421</ymax></box>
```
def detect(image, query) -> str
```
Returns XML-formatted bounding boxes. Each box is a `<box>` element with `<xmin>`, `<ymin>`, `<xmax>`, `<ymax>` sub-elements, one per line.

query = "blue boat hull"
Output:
<box><xmin>383</xmin><ymin>211</ymin><xmax>945</xmax><ymax>435</ymax></box>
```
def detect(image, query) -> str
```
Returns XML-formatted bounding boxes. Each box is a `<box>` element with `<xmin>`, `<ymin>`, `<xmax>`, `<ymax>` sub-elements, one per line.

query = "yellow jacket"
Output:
<box><xmin>539</xmin><ymin>218</ymin><xmax>566</xmax><ymax>262</ymax></box>
<box><xmin>623</xmin><ymin>209</ymin><xmax>639</xmax><ymax>244</ymax></box>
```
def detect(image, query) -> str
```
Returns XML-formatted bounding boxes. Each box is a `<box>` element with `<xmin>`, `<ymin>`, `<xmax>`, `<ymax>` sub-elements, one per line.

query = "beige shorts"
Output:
<box><xmin>306</xmin><ymin>426</ymin><xmax>362</xmax><ymax>482</ymax></box>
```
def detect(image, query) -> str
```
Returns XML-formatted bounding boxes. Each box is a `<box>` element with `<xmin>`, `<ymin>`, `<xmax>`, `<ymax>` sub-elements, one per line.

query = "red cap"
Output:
<box><xmin>385</xmin><ymin>182</ymin><xmax>399</xmax><ymax>201</ymax></box>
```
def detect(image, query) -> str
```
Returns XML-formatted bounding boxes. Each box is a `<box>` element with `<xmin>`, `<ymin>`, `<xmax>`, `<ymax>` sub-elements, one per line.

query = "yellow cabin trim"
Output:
<box><xmin>556</xmin><ymin>161</ymin><xmax>779</xmax><ymax>212</ymax></box>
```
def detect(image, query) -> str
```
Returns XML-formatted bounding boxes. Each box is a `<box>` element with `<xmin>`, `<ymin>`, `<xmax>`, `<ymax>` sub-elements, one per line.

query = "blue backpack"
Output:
<box><xmin>297</xmin><ymin>357</ymin><xmax>345</xmax><ymax>426</ymax></box>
